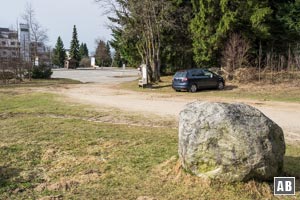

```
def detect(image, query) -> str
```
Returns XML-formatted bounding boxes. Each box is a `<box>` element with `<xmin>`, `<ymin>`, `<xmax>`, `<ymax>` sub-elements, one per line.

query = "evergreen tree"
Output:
<box><xmin>190</xmin><ymin>0</ymin><xmax>273</xmax><ymax>67</ymax></box>
<box><xmin>105</xmin><ymin>42</ymin><xmax>112</xmax><ymax>66</ymax></box>
<box><xmin>83</xmin><ymin>43</ymin><xmax>89</xmax><ymax>57</ymax></box>
<box><xmin>79</xmin><ymin>43</ymin><xmax>85</xmax><ymax>60</ymax></box>
<box><xmin>104</xmin><ymin>0</ymin><xmax>176</xmax><ymax>81</ymax></box>
<box><xmin>269</xmin><ymin>0</ymin><xmax>300</xmax><ymax>52</ymax></box>
<box><xmin>109</xmin><ymin>27</ymin><xmax>140</xmax><ymax>67</ymax></box>
<box><xmin>161</xmin><ymin>0</ymin><xmax>194</xmax><ymax>72</ymax></box>
<box><xmin>97</xmin><ymin>0</ymin><xmax>300</xmax><ymax>74</ymax></box>
<box><xmin>79</xmin><ymin>43</ymin><xmax>89</xmax><ymax>60</ymax></box>
<box><xmin>52</xmin><ymin>36</ymin><xmax>66</xmax><ymax>67</ymax></box>
<box><xmin>112</xmin><ymin>50</ymin><xmax>122</xmax><ymax>67</ymax></box>
<box><xmin>69</xmin><ymin>25</ymin><xmax>80</xmax><ymax>66</ymax></box>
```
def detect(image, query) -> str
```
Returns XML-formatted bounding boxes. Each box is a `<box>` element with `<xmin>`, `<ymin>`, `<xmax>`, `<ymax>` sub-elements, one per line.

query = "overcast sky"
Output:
<box><xmin>0</xmin><ymin>0</ymin><xmax>112</xmax><ymax>54</ymax></box>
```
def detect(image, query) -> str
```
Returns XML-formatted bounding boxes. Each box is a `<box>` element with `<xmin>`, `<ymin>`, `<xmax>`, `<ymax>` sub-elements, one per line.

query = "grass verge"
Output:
<box><xmin>0</xmin><ymin>90</ymin><xmax>299</xmax><ymax>199</ymax></box>
<box><xmin>119</xmin><ymin>76</ymin><xmax>300</xmax><ymax>103</ymax></box>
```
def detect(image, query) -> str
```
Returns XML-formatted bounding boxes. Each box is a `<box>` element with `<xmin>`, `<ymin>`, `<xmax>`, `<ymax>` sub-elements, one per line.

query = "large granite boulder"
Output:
<box><xmin>178</xmin><ymin>101</ymin><xmax>285</xmax><ymax>182</ymax></box>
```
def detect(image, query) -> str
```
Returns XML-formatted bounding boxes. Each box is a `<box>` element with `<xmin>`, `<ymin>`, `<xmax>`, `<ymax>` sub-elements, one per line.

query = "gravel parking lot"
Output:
<box><xmin>52</xmin><ymin>67</ymin><xmax>139</xmax><ymax>83</ymax></box>
<box><xmin>50</xmin><ymin>68</ymin><xmax>300</xmax><ymax>144</ymax></box>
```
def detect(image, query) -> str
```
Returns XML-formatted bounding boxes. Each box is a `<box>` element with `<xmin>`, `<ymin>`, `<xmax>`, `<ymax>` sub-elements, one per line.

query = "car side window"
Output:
<box><xmin>204</xmin><ymin>71</ymin><xmax>213</xmax><ymax>77</ymax></box>
<box><xmin>191</xmin><ymin>69</ymin><xmax>204</xmax><ymax>77</ymax></box>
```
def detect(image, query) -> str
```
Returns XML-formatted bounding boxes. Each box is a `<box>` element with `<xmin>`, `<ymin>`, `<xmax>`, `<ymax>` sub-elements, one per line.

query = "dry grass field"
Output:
<box><xmin>0</xmin><ymin>80</ymin><xmax>299</xmax><ymax>199</ymax></box>
<box><xmin>0</xmin><ymin>80</ymin><xmax>300</xmax><ymax>200</ymax></box>
<box><xmin>118</xmin><ymin>76</ymin><xmax>300</xmax><ymax>103</ymax></box>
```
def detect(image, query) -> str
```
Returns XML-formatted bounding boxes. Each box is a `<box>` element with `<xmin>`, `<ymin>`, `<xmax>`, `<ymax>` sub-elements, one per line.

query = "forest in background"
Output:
<box><xmin>98</xmin><ymin>0</ymin><xmax>300</xmax><ymax>83</ymax></box>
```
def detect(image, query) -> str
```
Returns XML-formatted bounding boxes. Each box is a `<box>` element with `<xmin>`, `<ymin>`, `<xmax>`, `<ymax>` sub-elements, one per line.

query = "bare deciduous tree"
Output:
<box><xmin>94</xmin><ymin>39</ymin><xmax>111</xmax><ymax>67</ymax></box>
<box><xmin>222</xmin><ymin>33</ymin><xmax>251</xmax><ymax>77</ymax></box>
<box><xmin>96</xmin><ymin>0</ymin><xmax>176</xmax><ymax>82</ymax></box>
<box><xmin>0</xmin><ymin>51</ymin><xmax>24</xmax><ymax>84</ymax></box>
<box><xmin>22</xmin><ymin>3</ymin><xmax>48</xmax><ymax>59</ymax></box>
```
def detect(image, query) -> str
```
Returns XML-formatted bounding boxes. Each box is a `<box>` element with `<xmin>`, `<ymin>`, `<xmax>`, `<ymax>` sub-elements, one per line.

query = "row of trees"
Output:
<box><xmin>52</xmin><ymin>25</ymin><xmax>89</xmax><ymax>67</ymax></box>
<box><xmin>52</xmin><ymin>26</ymin><xmax>113</xmax><ymax>68</ymax></box>
<box><xmin>96</xmin><ymin>0</ymin><xmax>300</xmax><ymax>82</ymax></box>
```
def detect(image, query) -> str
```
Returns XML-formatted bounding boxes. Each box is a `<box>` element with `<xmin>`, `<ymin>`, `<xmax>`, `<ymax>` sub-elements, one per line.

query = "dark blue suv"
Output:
<box><xmin>172</xmin><ymin>68</ymin><xmax>225</xmax><ymax>92</ymax></box>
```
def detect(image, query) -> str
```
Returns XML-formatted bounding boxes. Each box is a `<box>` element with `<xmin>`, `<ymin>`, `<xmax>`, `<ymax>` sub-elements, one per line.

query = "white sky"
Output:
<box><xmin>0</xmin><ymin>0</ymin><xmax>112</xmax><ymax>54</ymax></box>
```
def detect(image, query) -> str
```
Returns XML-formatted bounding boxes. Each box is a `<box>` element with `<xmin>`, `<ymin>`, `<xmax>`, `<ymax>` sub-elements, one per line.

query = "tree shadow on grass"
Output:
<box><xmin>224</xmin><ymin>85</ymin><xmax>238</xmax><ymax>91</ymax></box>
<box><xmin>151</xmin><ymin>84</ymin><xmax>172</xmax><ymax>89</ymax></box>
<box><xmin>284</xmin><ymin>156</ymin><xmax>300</xmax><ymax>192</ymax></box>
<box><xmin>141</xmin><ymin>83</ymin><xmax>172</xmax><ymax>89</ymax></box>
<box><xmin>0</xmin><ymin>166</ymin><xmax>21</xmax><ymax>190</ymax></box>
<box><xmin>198</xmin><ymin>85</ymin><xmax>238</xmax><ymax>93</ymax></box>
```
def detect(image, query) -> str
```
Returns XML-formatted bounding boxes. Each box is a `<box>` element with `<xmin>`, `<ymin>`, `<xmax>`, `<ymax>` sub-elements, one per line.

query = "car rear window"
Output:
<box><xmin>174</xmin><ymin>71</ymin><xmax>187</xmax><ymax>78</ymax></box>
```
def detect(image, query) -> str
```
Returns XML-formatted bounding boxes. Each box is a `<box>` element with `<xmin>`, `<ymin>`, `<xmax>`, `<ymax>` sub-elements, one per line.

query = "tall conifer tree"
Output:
<box><xmin>79</xmin><ymin>43</ymin><xmax>85</xmax><ymax>60</ymax></box>
<box><xmin>53</xmin><ymin>36</ymin><xmax>66</xmax><ymax>67</ymax></box>
<box><xmin>70</xmin><ymin>25</ymin><xmax>80</xmax><ymax>66</ymax></box>
<box><xmin>83</xmin><ymin>43</ymin><xmax>89</xmax><ymax>57</ymax></box>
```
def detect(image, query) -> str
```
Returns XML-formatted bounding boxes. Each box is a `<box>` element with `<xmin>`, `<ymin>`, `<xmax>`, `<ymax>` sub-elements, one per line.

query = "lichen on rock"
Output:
<box><xmin>178</xmin><ymin>101</ymin><xmax>285</xmax><ymax>182</ymax></box>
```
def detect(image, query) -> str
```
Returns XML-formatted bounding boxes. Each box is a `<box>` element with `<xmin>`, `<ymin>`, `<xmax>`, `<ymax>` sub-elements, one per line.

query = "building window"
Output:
<box><xmin>3</xmin><ymin>51</ymin><xmax>7</xmax><ymax>56</ymax></box>
<box><xmin>12</xmin><ymin>52</ymin><xmax>16</xmax><ymax>56</ymax></box>
<box><xmin>11</xmin><ymin>42</ymin><xmax>15</xmax><ymax>46</ymax></box>
<box><xmin>1</xmin><ymin>41</ymin><xmax>6</xmax><ymax>45</ymax></box>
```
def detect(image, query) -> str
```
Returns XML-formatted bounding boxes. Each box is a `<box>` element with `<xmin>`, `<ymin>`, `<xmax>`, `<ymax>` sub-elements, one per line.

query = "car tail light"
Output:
<box><xmin>182</xmin><ymin>77</ymin><xmax>188</xmax><ymax>82</ymax></box>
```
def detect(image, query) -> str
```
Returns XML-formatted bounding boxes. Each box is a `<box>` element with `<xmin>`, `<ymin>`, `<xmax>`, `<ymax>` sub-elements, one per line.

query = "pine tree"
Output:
<box><xmin>112</xmin><ymin>50</ymin><xmax>122</xmax><ymax>67</ymax></box>
<box><xmin>79</xmin><ymin>43</ymin><xmax>85</xmax><ymax>60</ymax></box>
<box><xmin>105</xmin><ymin>42</ymin><xmax>112</xmax><ymax>66</ymax></box>
<box><xmin>69</xmin><ymin>25</ymin><xmax>80</xmax><ymax>66</ymax></box>
<box><xmin>52</xmin><ymin>36</ymin><xmax>66</xmax><ymax>67</ymax></box>
<box><xmin>83</xmin><ymin>43</ymin><xmax>89</xmax><ymax>57</ymax></box>
<box><xmin>190</xmin><ymin>0</ymin><xmax>273</xmax><ymax>67</ymax></box>
<box><xmin>79</xmin><ymin>43</ymin><xmax>89</xmax><ymax>60</ymax></box>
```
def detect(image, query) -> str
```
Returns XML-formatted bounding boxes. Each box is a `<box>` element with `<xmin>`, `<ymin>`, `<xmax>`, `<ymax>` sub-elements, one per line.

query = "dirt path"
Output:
<box><xmin>47</xmin><ymin>83</ymin><xmax>300</xmax><ymax>144</ymax></box>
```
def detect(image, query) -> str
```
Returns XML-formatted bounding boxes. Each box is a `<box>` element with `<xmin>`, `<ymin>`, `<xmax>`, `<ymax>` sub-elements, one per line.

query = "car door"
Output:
<box><xmin>203</xmin><ymin>70</ymin><xmax>218</xmax><ymax>88</ymax></box>
<box><xmin>187</xmin><ymin>69</ymin><xmax>199</xmax><ymax>87</ymax></box>
<box><xmin>189</xmin><ymin>69</ymin><xmax>208</xmax><ymax>88</ymax></box>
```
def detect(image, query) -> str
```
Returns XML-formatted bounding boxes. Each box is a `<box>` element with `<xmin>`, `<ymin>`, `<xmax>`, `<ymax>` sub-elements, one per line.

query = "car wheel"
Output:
<box><xmin>218</xmin><ymin>81</ymin><xmax>224</xmax><ymax>90</ymax></box>
<box><xmin>189</xmin><ymin>84</ymin><xmax>197</xmax><ymax>93</ymax></box>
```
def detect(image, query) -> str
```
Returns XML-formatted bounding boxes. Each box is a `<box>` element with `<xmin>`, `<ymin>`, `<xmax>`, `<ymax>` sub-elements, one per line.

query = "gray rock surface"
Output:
<box><xmin>178</xmin><ymin>101</ymin><xmax>285</xmax><ymax>182</ymax></box>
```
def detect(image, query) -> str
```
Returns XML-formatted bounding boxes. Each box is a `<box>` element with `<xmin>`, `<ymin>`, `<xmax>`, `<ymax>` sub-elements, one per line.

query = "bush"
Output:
<box><xmin>0</xmin><ymin>71</ymin><xmax>14</xmax><ymax>80</ymax></box>
<box><xmin>79</xmin><ymin>57</ymin><xmax>91</xmax><ymax>68</ymax></box>
<box><xmin>233</xmin><ymin>67</ymin><xmax>257</xmax><ymax>82</ymax></box>
<box><xmin>32</xmin><ymin>64</ymin><xmax>53</xmax><ymax>79</ymax></box>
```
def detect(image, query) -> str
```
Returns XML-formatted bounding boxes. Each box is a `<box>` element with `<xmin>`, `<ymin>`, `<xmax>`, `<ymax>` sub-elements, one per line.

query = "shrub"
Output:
<box><xmin>0</xmin><ymin>71</ymin><xmax>14</xmax><ymax>80</ymax></box>
<box><xmin>32</xmin><ymin>64</ymin><xmax>53</xmax><ymax>79</ymax></box>
<box><xmin>233</xmin><ymin>67</ymin><xmax>257</xmax><ymax>82</ymax></box>
<box><xmin>79</xmin><ymin>57</ymin><xmax>91</xmax><ymax>68</ymax></box>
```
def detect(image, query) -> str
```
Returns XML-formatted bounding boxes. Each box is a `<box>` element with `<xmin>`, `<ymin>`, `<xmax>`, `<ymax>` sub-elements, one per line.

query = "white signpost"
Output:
<box><xmin>91</xmin><ymin>57</ymin><xmax>100</xmax><ymax>69</ymax></box>
<box><xmin>91</xmin><ymin>57</ymin><xmax>96</xmax><ymax>67</ymax></box>
<box><xmin>34</xmin><ymin>57</ymin><xmax>39</xmax><ymax>66</ymax></box>
<box><xmin>138</xmin><ymin>64</ymin><xmax>148</xmax><ymax>88</ymax></box>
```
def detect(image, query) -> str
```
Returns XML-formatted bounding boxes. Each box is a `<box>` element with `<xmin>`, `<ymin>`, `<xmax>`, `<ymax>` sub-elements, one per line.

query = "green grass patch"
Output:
<box><xmin>120</xmin><ymin>76</ymin><xmax>300</xmax><ymax>103</ymax></box>
<box><xmin>0</xmin><ymin>91</ymin><xmax>299</xmax><ymax>199</ymax></box>
<box><xmin>0</xmin><ymin>92</ymin><xmax>93</xmax><ymax>117</ymax></box>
